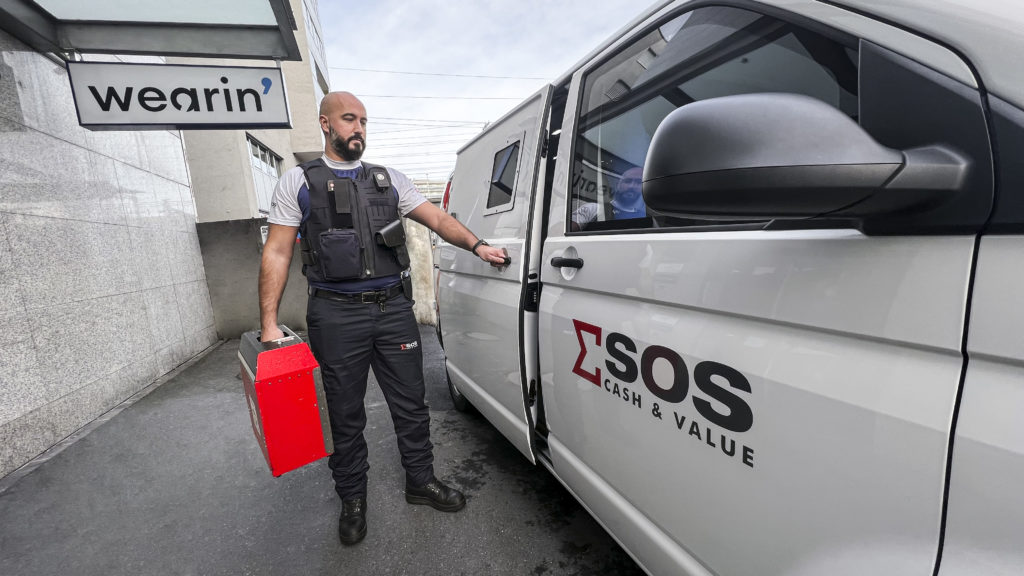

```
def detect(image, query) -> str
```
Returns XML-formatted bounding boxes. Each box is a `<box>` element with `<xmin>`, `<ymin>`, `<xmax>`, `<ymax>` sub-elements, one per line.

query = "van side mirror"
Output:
<box><xmin>642</xmin><ymin>93</ymin><xmax>968</xmax><ymax>220</ymax></box>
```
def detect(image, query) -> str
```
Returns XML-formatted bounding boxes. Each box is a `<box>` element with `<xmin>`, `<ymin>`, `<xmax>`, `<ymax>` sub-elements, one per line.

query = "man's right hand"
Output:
<box><xmin>261</xmin><ymin>325</ymin><xmax>285</xmax><ymax>342</ymax></box>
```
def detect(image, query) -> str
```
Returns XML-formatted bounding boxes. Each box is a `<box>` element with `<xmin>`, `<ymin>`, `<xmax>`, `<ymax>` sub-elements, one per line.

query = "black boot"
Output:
<box><xmin>405</xmin><ymin>478</ymin><xmax>466</xmax><ymax>512</ymax></box>
<box><xmin>338</xmin><ymin>498</ymin><xmax>367</xmax><ymax>545</ymax></box>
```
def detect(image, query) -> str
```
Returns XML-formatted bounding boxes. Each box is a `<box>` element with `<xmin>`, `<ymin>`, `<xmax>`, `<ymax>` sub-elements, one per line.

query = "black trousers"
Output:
<box><xmin>306</xmin><ymin>290</ymin><xmax>434</xmax><ymax>500</ymax></box>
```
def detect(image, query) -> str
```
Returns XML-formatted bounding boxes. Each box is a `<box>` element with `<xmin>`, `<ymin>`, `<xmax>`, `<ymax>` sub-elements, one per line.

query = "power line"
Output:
<box><xmin>373</xmin><ymin>139</ymin><xmax>472</xmax><ymax>149</ymax></box>
<box><xmin>361</xmin><ymin>94</ymin><xmax>523</xmax><ymax>101</ymax></box>
<box><xmin>394</xmin><ymin>170</ymin><xmax>456</xmax><ymax>177</ymax></box>
<box><xmin>366</xmin><ymin>151</ymin><xmax>457</xmax><ymax>158</ymax></box>
<box><xmin>391</xmin><ymin>166</ymin><xmax>458</xmax><ymax>172</ymax></box>
<box><xmin>373</xmin><ymin>129</ymin><xmax>481</xmax><ymax>139</ymax></box>
<box><xmin>373</xmin><ymin>154</ymin><xmax>460</xmax><ymax>162</ymax></box>
<box><xmin>374</xmin><ymin>116</ymin><xmax>489</xmax><ymax>124</ymax></box>
<box><xmin>330</xmin><ymin>66</ymin><xmax>546</xmax><ymax>81</ymax></box>
<box><xmin>372</xmin><ymin>121</ymin><xmax>485</xmax><ymax>129</ymax></box>
<box><xmin>387</xmin><ymin>162</ymin><xmax>458</xmax><ymax>170</ymax></box>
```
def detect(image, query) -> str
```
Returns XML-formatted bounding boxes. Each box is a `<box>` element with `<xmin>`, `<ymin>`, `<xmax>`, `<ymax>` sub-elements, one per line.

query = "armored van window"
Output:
<box><xmin>569</xmin><ymin>5</ymin><xmax>858</xmax><ymax>233</ymax></box>
<box><xmin>486</xmin><ymin>140</ymin><xmax>521</xmax><ymax>213</ymax></box>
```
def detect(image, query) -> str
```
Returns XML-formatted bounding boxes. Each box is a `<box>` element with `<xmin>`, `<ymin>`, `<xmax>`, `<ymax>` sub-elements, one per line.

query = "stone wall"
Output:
<box><xmin>0</xmin><ymin>35</ymin><xmax>217</xmax><ymax>478</ymax></box>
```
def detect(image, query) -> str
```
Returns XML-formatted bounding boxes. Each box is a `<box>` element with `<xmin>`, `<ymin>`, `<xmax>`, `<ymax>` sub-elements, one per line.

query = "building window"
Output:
<box><xmin>249</xmin><ymin>137</ymin><xmax>282</xmax><ymax>215</ymax></box>
<box><xmin>304</xmin><ymin>7</ymin><xmax>325</xmax><ymax>64</ymax></box>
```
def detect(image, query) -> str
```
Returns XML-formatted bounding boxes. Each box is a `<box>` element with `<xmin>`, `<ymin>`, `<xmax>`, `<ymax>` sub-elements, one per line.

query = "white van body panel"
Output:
<box><xmin>437</xmin><ymin>88</ymin><xmax>551</xmax><ymax>462</ymax></box>
<box><xmin>827</xmin><ymin>0</ymin><xmax>1024</xmax><ymax>108</ymax></box>
<box><xmin>547</xmin><ymin>436</ymin><xmax>716</xmax><ymax>576</ymax></box>
<box><xmin>435</xmin><ymin>0</ymin><xmax>1023</xmax><ymax>573</ymax></box>
<box><xmin>940</xmin><ymin>236</ymin><xmax>1024</xmax><ymax>576</ymax></box>
<box><xmin>755</xmin><ymin>0</ymin><xmax>976</xmax><ymax>87</ymax></box>
<box><xmin>538</xmin><ymin>231</ymin><xmax>972</xmax><ymax>575</ymax></box>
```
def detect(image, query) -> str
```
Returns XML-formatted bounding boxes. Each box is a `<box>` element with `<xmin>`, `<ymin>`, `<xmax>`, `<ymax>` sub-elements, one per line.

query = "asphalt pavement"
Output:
<box><xmin>0</xmin><ymin>326</ymin><xmax>645</xmax><ymax>576</ymax></box>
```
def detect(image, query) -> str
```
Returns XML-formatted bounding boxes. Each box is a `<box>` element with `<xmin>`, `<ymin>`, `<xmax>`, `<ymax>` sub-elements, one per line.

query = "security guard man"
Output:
<box><xmin>259</xmin><ymin>91</ymin><xmax>508</xmax><ymax>545</ymax></box>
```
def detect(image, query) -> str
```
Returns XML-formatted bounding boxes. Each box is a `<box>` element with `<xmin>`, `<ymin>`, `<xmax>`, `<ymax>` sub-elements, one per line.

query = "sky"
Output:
<box><xmin>317</xmin><ymin>0</ymin><xmax>661</xmax><ymax>189</ymax></box>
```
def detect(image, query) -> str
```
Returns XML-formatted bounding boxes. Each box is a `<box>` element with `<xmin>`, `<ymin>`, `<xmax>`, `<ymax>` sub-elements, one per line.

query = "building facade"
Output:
<box><xmin>0</xmin><ymin>0</ymin><xmax>317</xmax><ymax>478</ymax></box>
<box><xmin>0</xmin><ymin>38</ymin><xmax>216</xmax><ymax>478</ymax></box>
<box><xmin>186</xmin><ymin>0</ymin><xmax>329</xmax><ymax>338</ymax></box>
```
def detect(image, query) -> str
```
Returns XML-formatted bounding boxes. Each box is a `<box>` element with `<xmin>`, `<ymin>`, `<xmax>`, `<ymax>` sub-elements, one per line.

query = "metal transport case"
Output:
<box><xmin>238</xmin><ymin>325</ymin><xmax>333</xmax><ymax>477</ymax></box>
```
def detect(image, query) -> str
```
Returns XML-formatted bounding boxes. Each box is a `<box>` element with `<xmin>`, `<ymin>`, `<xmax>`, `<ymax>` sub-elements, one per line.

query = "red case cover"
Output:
<box><xmin>240</xmin><ymin>341</ymin><xmax>332</xmax><ymax>477</ymax></box>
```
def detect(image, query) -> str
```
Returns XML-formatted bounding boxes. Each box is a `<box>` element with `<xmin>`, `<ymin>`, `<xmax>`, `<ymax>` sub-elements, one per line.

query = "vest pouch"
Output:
<box><xmin>394</xmin><ymin>245</ymin><xmax>411</xmax><ymax>268</ymax></box>
<box><xmin>318</xmin><ymin>229</ymin><xmax>364</xmax><ymax>281</ymax></box>
<box><xmin>299</xmin><ymin>235</ymin><xmax>317</xmax><ymax>266</ymax></box>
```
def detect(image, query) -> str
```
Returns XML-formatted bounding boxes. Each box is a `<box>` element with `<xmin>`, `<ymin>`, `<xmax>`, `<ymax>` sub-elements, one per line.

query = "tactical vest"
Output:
<box><xmin>298</xmin><ymin>159</ymin><xmax>410</xmax><ymax>283</ymax></box>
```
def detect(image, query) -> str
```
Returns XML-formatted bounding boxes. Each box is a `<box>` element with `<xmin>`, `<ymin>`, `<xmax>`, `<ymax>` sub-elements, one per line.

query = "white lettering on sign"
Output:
<box><xmin>66</xmin><ymin>62</ymin><xmax>291</xmax><ymax>130</ymax></box>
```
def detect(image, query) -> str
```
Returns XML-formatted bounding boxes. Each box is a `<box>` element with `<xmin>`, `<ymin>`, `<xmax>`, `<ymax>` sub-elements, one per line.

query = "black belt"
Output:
<box><xmin>309</xmin><ymin>283</ymin><xmax>403</xmax><ymax>304</ymax></box>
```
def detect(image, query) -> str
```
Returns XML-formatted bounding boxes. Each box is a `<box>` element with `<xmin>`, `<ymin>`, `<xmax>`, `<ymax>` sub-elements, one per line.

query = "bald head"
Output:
<box><xmin>319</xmin><ymin>91</ymin><xmax>364</xmax><ymax>117</ymax></box>
<box><xmin>319</xmin><ymin>91</ymin><xmax>368</xmax><ymax>161</ymax></box>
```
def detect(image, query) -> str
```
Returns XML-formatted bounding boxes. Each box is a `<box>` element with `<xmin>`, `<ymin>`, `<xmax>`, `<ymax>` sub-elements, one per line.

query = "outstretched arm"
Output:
<box><xmin>407</xmin><ymin>202</ymin><xmax>508</xmax><ymax>264</ymax></box>
<box><xmin>258</xmin><ymin>223</ymin><xmax>299</xmax><ymax>341</ymax></box>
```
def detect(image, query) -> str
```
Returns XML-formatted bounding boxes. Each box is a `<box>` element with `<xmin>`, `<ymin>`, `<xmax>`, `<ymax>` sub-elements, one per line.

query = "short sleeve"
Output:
<box><xmin>267</xmin><ymin>166</ymin><xmax>305</xmax><ymax>227</ymax></box>
<box><xmin>387</xmin><ymin>168</ymin><xmax>429</xmax><ymax>216</ymax></box>
<box><xmin>571</xmin><ymin>203</ymin><xmax>600</xmax><ymax>226</ymax></box>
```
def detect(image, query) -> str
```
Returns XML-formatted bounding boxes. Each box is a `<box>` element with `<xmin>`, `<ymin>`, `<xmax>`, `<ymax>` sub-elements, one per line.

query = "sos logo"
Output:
<box><xmin>572</xmin><ymin>319</ymin><xmax>753</xmax><ymax>433</ymax></box>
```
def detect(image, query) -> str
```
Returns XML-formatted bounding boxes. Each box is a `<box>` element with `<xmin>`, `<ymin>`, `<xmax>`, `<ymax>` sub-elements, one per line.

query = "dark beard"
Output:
<box><xmin>329</xmin><ymin>126</ymin><xmax>365</xmax><ymax>161</ymax></box>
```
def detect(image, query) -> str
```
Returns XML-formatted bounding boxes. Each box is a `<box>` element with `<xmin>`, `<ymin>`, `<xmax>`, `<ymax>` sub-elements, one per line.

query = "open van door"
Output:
<box><xmin>436</xmin><ymin>86</ymin><xmax>552</xmax><ymax>462</ymax></box>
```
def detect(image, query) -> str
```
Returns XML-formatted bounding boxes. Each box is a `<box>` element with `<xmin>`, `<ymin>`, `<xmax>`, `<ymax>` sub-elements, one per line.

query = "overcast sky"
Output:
<box><xmin>317</xmin><ymin>0</ymin><xmax>660</xmax><ymax>185</ymax></box>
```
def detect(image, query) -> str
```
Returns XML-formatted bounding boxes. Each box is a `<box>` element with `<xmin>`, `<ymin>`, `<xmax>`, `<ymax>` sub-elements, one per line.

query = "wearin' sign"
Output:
<box><xmin>67</xmin><ymin>62</ymin><xmax>291</xmax><ymax>130</ymax></box>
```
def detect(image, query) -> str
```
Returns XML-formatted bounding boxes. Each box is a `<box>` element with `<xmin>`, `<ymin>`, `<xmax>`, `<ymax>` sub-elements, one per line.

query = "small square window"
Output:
<box><xmin>486</xmin><ymin>141</ymin><xmax>520</xmax><ymax>211</ymax></box>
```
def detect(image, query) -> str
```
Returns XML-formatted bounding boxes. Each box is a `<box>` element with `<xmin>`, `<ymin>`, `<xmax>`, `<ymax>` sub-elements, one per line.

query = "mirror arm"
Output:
<box><xmin>828</xmin><ymin>146</ymin><xmax>969</xmax><ymax>217</ymax></box>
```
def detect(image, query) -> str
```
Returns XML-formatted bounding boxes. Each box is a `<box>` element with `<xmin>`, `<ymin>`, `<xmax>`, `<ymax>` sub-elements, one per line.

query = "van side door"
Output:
<box><xmin>939</xmin><ymin>95</ymin><xmax>1024</xmax><ymax>575</ymax></box>
<box><xmin>436</xmin><ymin>88</ymin><xmax>551</xmax><ymax>462</ymax></box>
<box><xmin>538</xmin><ymin>4</ymin><xmax>991</xmax><ymax>575</ymax></box>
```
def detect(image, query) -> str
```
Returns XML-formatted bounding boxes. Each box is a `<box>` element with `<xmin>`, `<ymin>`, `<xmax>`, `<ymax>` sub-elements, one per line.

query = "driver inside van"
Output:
<box><xmin>570</xmin><ymin>166</ymin><xmax>646</xmax><ymax>231</ymax></box>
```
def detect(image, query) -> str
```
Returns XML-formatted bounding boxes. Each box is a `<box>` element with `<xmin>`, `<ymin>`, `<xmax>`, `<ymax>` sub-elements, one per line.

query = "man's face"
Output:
<box><xmin>615</xmin><ymin>169</ymin><xmax>643</xmax><ymax>202</ymax></box>
<box><xmin>321</xmin><ymin>96</ymin><xmax>367</xmax><ymax>161</ymax></box>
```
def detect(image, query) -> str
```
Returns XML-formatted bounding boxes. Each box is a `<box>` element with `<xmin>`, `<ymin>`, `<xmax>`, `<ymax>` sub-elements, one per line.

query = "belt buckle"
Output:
<box><xmin>360</xmin><ymin>292</ymin><xmax>376</xmax><ymax>304</ymax></box>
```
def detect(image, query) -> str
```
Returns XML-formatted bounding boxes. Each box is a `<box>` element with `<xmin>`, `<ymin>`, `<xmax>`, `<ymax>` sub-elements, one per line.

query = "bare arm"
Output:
<box><xmin>258</xmin><ymin>223</ymin><xmax>299</xmax><ymax>341</ymax></box>
<box><xmin>406</xmin><ymin>202</ymin><xmax>507</xmax><ymax>264</ymax></box>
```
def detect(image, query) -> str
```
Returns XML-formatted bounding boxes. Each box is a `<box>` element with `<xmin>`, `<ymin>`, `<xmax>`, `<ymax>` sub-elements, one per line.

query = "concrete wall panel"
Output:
<box><xmin>5</xmin><ymin>215</ymin><xmax>140</xmax><ymax>308</ymax></box>
<box><xmin>0</xmin><ymin>133</ymin><xmax>125</xmax><ymax>225</ymax></box>
<box><xmin>0</xmin><ymin>31</ymin><xmax>218</xmax><ymax>478</ymax></box>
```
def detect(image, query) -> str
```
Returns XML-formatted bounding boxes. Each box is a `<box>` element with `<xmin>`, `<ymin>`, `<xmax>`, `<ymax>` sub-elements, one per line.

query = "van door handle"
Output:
<box><xmin>550</xmin><ymin>257</ymin><xmax>584</xmax><ymax>269</ymax></box>
<box><xmin>491</xmin><ymin>247</ymin><xmax>512</xmax><ymax>268</ymax></box>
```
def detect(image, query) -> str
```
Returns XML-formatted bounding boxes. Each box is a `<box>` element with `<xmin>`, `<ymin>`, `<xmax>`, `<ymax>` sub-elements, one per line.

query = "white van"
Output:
<box><xmin>433</xmin><ymin>1</ymin><xmax>1024</xmax><ymax>574</ymax></box>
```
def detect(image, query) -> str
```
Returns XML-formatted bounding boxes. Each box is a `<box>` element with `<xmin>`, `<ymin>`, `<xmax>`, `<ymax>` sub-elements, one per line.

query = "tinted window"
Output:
<box><xmin>487</xmin><ymin>141</ymin><xmax>520</xmax><ymax>209</ymax></box>
<box><xmin>571</xmin><ymin>6</ymin><xmax>858</xmax><ymax>232</ymax></box>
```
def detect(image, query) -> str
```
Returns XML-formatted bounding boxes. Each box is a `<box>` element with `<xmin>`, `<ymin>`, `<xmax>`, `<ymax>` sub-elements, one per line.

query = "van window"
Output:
<box><xmin>570</xmin><ymin>6</ymin><xmax>858</xmax><ymax>232</ymax></box>
<box><xmin>487</xmin><ymin>141</ymin><xmax>521</xmax><ymax>211</ymax></box>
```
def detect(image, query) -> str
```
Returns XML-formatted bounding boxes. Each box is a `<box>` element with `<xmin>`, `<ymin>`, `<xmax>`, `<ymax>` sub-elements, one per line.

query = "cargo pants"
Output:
<box><xmin>306</xmin><ymin>288</ymin><xmax>434</xmax><ymax>500</ymax></box>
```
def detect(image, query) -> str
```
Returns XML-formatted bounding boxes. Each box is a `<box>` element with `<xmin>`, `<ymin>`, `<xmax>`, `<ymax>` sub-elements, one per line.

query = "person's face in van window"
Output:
<box><xmin>613</xmin><ymin>167</ymin><xmax>644</xmax><ymax>208</ymax></box>
<box><xmin>320</xmin><ymin>91</ymin><xmax>368</xmax><ymax>161</ymax></box>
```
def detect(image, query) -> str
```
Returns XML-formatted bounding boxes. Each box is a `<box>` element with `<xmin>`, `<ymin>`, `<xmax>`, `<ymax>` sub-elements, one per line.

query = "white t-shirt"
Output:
<box><xmin>267</xmin><ymin>155</ymin><xmax>427</xmax><ymax>227</ymax></box>
<box><xmin>571</xmin><ymin>203</ymin><xmax>600</xmax><ymax>227</ymax></box>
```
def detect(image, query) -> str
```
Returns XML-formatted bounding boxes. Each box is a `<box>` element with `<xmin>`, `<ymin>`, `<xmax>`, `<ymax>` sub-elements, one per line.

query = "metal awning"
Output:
<box><xmin>0</xmin><ymin>0</ymin><xmax>301</xmax><ymax>61</ymax></box>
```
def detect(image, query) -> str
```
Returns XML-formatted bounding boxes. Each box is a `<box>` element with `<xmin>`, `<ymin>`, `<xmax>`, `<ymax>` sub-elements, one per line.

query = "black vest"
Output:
<box><xmin>298</xmin><ymin>159</ymin><xmax>409</xmax><ymax>282</ymax></box>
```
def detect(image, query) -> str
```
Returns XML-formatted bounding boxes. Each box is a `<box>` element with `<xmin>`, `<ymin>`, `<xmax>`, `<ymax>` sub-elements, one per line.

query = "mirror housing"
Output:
<box><xmin>642</xmin><ymin>93</ymin><xmax>968</xmax><ymax>220</ymax></box>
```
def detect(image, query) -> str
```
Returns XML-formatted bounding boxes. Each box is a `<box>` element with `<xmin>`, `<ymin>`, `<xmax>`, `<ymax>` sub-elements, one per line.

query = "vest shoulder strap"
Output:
<box><xmin>299</xmin><ymin>159</ymin><xmax>335</xmax><ymax>195</ymax></box>
<box><xmin>361</xmin><ymin>161</ymin><xmax>393</xmax><ymax>193</ymax></box>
